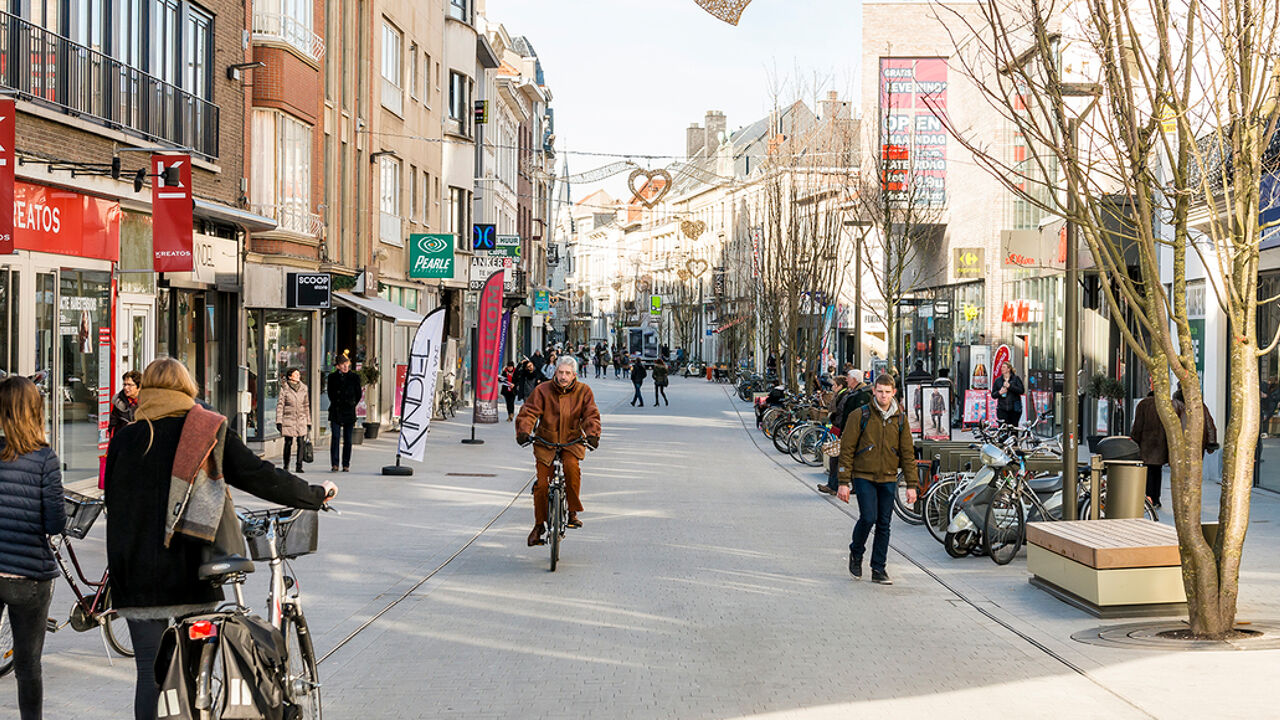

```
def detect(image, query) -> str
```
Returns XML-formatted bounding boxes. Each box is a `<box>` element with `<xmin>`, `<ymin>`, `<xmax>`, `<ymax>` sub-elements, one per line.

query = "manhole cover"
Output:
<box><xmin>1072</xmin><ymin>620</ymin><xmax>1280</xmax><ymax>651</ymax></box>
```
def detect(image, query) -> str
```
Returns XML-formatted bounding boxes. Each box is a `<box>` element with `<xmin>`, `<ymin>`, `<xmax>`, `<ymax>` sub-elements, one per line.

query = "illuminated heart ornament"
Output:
<box><xmin>681</xmin><ymin>220</ymin><xmax>707</xmax><ymax>240</ymax></box>
<box><xmin>686</xmin><ymin>258</ymin><xmax>709</xmax><ymax>278</ymax></box>
<box><xmin>628</xmin><ymin>168</ymin><xmax>673</xmax><ymax>208</ymax></box>
<box><xmin>695</xmin><ymin>0</ymin><xmax>753</xmax><ymax>25</ymax></box>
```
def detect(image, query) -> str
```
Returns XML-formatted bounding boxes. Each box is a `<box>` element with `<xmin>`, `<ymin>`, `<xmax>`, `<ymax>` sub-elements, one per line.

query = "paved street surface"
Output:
<box><xmin>10</xmin><ymin>378</ymin><xmax>1280</xmax><ymax>718</ymax></box>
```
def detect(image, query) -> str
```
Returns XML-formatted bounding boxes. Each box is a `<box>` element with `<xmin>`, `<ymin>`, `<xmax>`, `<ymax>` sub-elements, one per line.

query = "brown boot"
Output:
<box><xmin>567</xmin><ymin>512</ymin><xmax>583</xmax><ymax>529</ymax></box>
<box><xmin>527</xmin><ymin>524</ymin><xmax>546</xmax><ymax>546</ymax></box>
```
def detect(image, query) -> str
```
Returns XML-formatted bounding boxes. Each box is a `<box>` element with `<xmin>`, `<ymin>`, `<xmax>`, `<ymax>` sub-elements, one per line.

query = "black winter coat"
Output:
<box><xmin>326</xmin><ymin>369</ymin><xmax>364</xmax><ymax>424</ymax></box>
<box><xmin>108</xmin><ymin>390</ymin><xmax>137</xmax><ymax>437</ymax></box>
<box><xmin>991</xmin><ymin>374</ymin><xmax>1025</xmax><ymax>415</ymax></box>
<box><xmin>105</xmin><ymin>415</ymin><xmax>327</xmax><ymax>611</ymax></box>
<box><xmin>0</xmin><ymin>444</ymin><xmax>66</xmax><ymax>580</ymax></box>
<box><xmin>631</xmin><ymin>363</ymin><xmax>648</xmax><ymax>384</ymax></box>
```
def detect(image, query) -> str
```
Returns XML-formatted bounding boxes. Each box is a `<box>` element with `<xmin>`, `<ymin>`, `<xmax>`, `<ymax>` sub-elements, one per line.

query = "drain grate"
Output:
<box><xmin>445</xmin><ymin>473</ymin><xmax>497</xmax><ymax>477</ymax></box>
<box><xmin>1072</xmin><ymin>620</ymin><xmax>1280</xmax><ymax>651</ymax></box>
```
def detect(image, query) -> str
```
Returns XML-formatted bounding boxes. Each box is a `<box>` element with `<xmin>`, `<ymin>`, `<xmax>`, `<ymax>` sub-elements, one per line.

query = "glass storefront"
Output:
<box><xmin>1258</xmin><ymin>272</ymin><xmax>1280</xmax><ymax>491</ymax></box>
<box><xmin>900</xmin><ymin>281</ymin><xmax>985</xmax><ymax>375</ymax></box>
<box><xmin>247</xmin><ymin>310</ymin><xmax>313</xmax><ymax>441</ymax></box>
<box><xmin>58</xmin><ymin>269</ymin><xmax>112</xmax><ymax>482</ymax></box>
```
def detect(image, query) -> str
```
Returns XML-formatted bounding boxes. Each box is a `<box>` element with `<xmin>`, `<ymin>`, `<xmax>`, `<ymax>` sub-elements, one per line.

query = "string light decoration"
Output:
<box><xmin>695</xmin><ymin>0</ymin><xmax>753</xmax><ymax>25</ymax></box>
<box><xmin>627</xmin><ymin>168</ymin><xmax>674</xmax><ymax>207</ymax></box>
<box><xmin>681</xmin><ymin>220</ymin><xmax>707</xmax><ymax>240</ymax></box>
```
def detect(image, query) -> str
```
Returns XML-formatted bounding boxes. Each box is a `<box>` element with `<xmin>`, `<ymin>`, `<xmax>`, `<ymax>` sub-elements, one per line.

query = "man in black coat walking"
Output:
<box><xmin>630</xmin><ymin>356</ymin><xmax>648</xmax><ymax>407</ymax></box>
<box><xmin>327</xmin><ymin>355</ymin><xmax>364</xmax><ymax>472</ymax></box>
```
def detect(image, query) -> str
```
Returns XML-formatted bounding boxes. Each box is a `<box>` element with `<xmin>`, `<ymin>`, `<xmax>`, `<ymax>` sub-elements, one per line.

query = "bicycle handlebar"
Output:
<box><xmin>526</xmin><ymin>436</ymin><xmax>589</xmax><ymax>450</ymax></box>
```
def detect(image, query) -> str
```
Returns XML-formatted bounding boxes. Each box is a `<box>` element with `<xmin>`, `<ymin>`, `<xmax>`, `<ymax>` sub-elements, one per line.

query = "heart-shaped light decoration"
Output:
<box><xmin>695</xmin><ymin>0</ymin><xmax>752</xmax><ymax>25</ymax></box>
<box><xmin>681</xmin><ymin>220</ymin><xmax>707</xmax><ymax>240</ymax></box>
<box><xmin>686</xmin><ymin>258</ymin><xmax>709</xmax><ymax>278</ymax></box>
<box><xmin>628</xmin><ymin>168</ymin><xmax>673</xmax><ymax>208</ymax></box>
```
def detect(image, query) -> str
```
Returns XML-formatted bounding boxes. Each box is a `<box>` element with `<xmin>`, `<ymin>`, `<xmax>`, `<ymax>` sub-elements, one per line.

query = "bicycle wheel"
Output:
<box><xmin>0</xmin><ymin>606</ymin><xmax>12</xmax><ymax>678</ymax></box>
<box><xmin>891</xmin><ymin>474</ymin><xmax>924</xmax><ymax>525</ymax></box>
<box><xmin>548</xmin><ymin>484</ymin><xmax>563</xmax><ymax>572</ymax></box>
<box><xmin>984</xmin><ymin>487</ymin><xmax>1025</xmax><ymax>565</ymax></box>
<box><xmin>772</xmin><ymin>422</ymin><xmax>797</xmax><ymax>453</ymax></box>
<box><xmin>794</xmin><ymin>428</ymin><xmax>826</xmax><ymax>467</ymax></box>
<box><xmin>782</xmin><ymin>423</ymin><xmax>808</xmax><ymax>458</ymax></box>
<box><xmin>282</xmin><ymin>609</ymin><xmax>323</xmax><ymax>720</ymax></box>
<box><xmin>923</xmin><ymin>477</ymin><xmax>960</xmax><ymax>544</ymax></box>
<box><xmin>101</xmin><ymin>588</ymin><xmax>134</xmax><ymax>657</ymax></box>
<box><xmin>760</xmin><ymin>408</ymin><xmax>785</xmax><ymax>437</ymax></box>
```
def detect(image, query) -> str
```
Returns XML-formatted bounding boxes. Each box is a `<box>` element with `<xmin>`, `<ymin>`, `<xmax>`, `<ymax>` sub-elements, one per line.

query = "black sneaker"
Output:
<box><xmin>849</xmin><ymin>555</ymin><xmax>862</xmax><ymax>579</ymax></box>
<box><xmin>872</xmin><ymin>570</ymin><xmax>893</xmax><ymax>585</ymax></box>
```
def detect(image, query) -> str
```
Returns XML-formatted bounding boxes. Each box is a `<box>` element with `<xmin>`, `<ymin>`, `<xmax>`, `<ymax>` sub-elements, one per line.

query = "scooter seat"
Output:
<box><xmin>1028</xmin><ymin>473</ymin><xmax>1062</xmax><ymax>494</ymax></box>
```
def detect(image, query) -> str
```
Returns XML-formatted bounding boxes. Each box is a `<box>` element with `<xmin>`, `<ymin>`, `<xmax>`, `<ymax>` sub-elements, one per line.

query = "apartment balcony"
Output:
<box><xmin>253</xmin><ymin>12</ymin><xmax>325</xmax><ymax>64</ymax></box>
<box><xmin>0</xmin><ymin>11</ymin><xmax>220</xmax><ymax>159</ymax></box>
<box><xmin>250</xmin><ymin>201</ymin><xmax>323</xmax><ymax>238</ymax></box>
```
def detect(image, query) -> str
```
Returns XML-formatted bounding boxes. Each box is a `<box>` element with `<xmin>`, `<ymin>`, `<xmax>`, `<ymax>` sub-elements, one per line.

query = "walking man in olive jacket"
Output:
<box><xmin>837</xmin><ymin>374</ymin><xmax>917</xmax><ymax>584</ymax></box>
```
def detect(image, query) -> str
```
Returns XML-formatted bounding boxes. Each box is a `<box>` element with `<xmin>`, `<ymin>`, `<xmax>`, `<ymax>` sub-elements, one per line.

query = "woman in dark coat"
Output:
<box><xmin>515</xmin><ymin>359</ymin><xmax>540</xmax><ymax>401</ymax></box>
<box><xmin>0</xmin><ymin>375</ymin><xmax>65</xmax><ymax>720</ymax></box>
<box><xmin>990</xmin><ymin>361</ymin><xmax>1025</xmax><ymax>427</ymax></box>
<box><xmin>500</xmin><ymin>361</ymin><xmax>518</xmax><ymax>421</ymax></box>
<box><xmin>107</xmin><ymin>369</ymin><xmax>142</xmax><ymax>437</ymax></box>
<box><xmin>105</xmin><ymin>358</ymin><xmax>337</xmax><ymax>720</ymax></box>
<box><xmin>652</xmin><ymin>358</ymin><xmax>670</xmax><ymax>406</ymax></box>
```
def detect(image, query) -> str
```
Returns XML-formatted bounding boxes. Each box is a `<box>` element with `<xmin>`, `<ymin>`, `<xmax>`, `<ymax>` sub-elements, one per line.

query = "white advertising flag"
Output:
<box><xmin>397</xmin><ymin>307</ymin><xmax>446</xmax><ymax>461</ymax></box>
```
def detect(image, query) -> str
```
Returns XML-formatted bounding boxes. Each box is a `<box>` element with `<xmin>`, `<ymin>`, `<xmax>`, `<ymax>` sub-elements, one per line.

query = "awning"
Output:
<box><xmin>194</xmin><ymin>199</ymin><xmax>278</xmax><ymax>232</ymax></box>
<box><xmin>333</xmin><ymin>291</ymin><xmax>424</xmax><ymax>326</ymax></box>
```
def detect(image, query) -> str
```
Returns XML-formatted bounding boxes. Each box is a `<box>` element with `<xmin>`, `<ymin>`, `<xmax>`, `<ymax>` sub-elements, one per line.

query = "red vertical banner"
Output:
<box><xmin>472</xmin><ymin>269</ymin><xmax>505</xmax><ymax>424</ymax></box>
<box><xmin>151</xmin><ymin>153</ymin><xmax>193</xmax><ymax>271</ymax></box>
<box><xmin>0</xmin><ymin>98</ymin><xmax>15</xmax><ymax>254</ymax></box>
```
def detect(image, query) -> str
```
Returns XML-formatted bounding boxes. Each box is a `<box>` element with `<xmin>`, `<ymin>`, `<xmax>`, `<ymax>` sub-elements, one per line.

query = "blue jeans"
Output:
<box><xmin>849</xmin><ymin>477</ymin><xmax>895</xmax><ymax>572</ymax></box>
<box><xmin>631</xmin><ymin>381</ymin><xmax>644</xmax><ymax>405</ymax></box>
<box><xmin>330</xmin><ymin>421</ymin><xmax>354</xmax><ymax>468</ymax></box>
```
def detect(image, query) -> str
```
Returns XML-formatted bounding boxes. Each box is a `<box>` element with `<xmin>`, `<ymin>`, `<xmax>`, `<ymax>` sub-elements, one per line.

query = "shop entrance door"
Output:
<box><xmin>120</xmin><ymin>302</ymin><xmax>155</xmax><ymax>377</ymax></box>
<box><xmin>58</xmin><ymin>269</ymin><xmax>113</xmax><ymax>482</ymax></box>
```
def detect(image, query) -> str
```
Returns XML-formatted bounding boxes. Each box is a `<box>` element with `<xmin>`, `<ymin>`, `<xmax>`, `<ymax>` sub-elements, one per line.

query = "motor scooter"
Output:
<box><xmin>943</xmin><ymin>442</ymin><xmax>1066</xmax><ymax>558</ymax></box>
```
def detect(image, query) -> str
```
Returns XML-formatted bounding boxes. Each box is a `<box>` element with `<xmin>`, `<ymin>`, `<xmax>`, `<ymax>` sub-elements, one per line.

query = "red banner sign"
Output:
<box><xmin>472</xmin><ymin>269</ymin><xmax>506</xmax><ymax>424</ymax></box>
<box><xmin>12</xmin><ymin>182</ymin><xmax>120</xmax><ymax>260</ymax></box>
<box><xmin>0</xmin><ymin>98</ymin><xmax>13</xmax><ymax>254</ymax></box>
<box><xmin>152</xmin><ymin>153</ymin><xmax>193</xmax><ymax>271</ymax></box>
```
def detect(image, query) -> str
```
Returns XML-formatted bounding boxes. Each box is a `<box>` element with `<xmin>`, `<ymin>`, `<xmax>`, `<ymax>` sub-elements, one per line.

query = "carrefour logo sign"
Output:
<box><xmin>410</xmin><ymin>233</ymin><xmax>455</xmax><ymax>279</ymax></box>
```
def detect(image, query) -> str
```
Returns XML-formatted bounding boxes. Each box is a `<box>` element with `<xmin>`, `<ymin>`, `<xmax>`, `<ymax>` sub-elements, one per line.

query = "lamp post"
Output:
<box><xmin>844</xmin><ymin>219</ymin><xmax>872</xmax><ymax>367</ymax></box>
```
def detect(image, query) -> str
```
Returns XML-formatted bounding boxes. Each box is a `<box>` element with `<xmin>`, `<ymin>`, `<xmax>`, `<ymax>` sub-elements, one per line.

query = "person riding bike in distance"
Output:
<box><xmin>516</xmin><ymin>356</ymin><xmax>602</xmax><ymax>546</ymax></box>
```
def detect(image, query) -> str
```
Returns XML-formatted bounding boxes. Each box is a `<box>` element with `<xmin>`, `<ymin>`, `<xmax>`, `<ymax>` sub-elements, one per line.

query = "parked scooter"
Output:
<box><xmin>943</xmin><ymin>441</ymin><xmax>1066</xmax><ymax>557</ymax></box>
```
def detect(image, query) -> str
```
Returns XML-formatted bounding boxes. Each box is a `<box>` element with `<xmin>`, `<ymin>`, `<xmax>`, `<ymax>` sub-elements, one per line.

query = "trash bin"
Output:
<box><xmin>1096</xmin><ymin>436</ymin><xmax>1146</xmax><ymax>519</ymax></box>
<box><xmin>1102</xmin><ymin>460</ymin><xmax>1148</xmax><ymax>518</ymax></box>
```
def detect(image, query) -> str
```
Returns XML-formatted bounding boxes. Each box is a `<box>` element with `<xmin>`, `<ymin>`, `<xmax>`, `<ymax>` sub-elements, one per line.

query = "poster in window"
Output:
<box><xmin>906</xmin><ymin>383</ymin><xmax>926</xmax><ymax>436</ymax></box>
<box><xmin>970</xmin><ymin>345</ymin><xmax>991</xmax><ymax>390</ymax></box>
<box><xmin>1096</xmin><ymin>397</ymin><xmax>1111</xmax><ymax>435</ymax></box>
<box><xmin>963</xmin><ymin>389</ymin><xmax>987</xmax><ymax>424</ymax></box>
<box><xmin>924</xmin><ymin>387</ymin><xmax>951</xmax><ymax>441</ymax></box>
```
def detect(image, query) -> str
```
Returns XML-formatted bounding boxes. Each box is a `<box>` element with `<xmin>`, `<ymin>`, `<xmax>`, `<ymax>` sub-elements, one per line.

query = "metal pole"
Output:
<box><xmin>854</xmin><ymin>229</ymin><xmax>863</xmax><ymax>366</ymax></box>
<box><xmin>1063</xmin><ymin>117</ymin><xmax>1080</xmax><ymax>520</ymax></box>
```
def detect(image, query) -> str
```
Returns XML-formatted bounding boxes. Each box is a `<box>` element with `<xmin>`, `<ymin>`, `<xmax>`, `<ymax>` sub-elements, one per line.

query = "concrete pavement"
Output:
<box><xmin>7</xmin><ymin>376</ymin><xmax>1277</xmax><ymax>718</ymax></box>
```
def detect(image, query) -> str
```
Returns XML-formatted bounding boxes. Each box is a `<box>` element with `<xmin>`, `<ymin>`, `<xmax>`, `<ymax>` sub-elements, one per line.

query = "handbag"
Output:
<box><xmin>202</xmin><ymin>490</ymin><xmax>248</xmax><ymax>562</ymax></box>
<box><xmin>300</xmin><ymin>436</ymin><xmax>315</xmax><ymax>464</ymax></box>
<box><xmin>821</xmin><ymin>439</ymin><xmax>842</xmax><ymax>457</ymax></box>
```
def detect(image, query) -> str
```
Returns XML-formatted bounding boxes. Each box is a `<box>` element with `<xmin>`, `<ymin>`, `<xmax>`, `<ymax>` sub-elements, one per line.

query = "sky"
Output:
<box><xmin>485</xmin><ymin>0</ymin><xmax>863</xmax><ymax>199</ymax></box>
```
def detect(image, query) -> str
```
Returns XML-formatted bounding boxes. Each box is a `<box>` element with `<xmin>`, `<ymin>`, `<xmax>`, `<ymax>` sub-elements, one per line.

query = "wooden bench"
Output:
<box><xmin>1026</xmin><ymin>519</ymin><xmax>1187</xmax><ymax>618</ymax></box>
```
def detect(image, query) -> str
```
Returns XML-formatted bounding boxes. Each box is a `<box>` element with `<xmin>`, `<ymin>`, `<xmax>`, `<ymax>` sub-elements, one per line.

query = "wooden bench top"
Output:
<box><xmin>64</xmin><ymin>478</ymin><xmax>103</xmax><ymax>500</ymax></box>
<box><xmin>1026</xmin><ymin>519</ymin><xmax>1181</xmax><ymax>569</ymax></box>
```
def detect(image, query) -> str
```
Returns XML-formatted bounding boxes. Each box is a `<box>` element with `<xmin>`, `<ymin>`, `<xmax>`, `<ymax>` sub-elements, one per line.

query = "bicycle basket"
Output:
<box><xmin>243</xmin><ymin>509</ymin><xmax>319</xmax><ymax>561</ymax></box>
<box><xmin>63</xmin><ymin>491</ymin><xmax>105</xmax><ymax>539</ymax></box>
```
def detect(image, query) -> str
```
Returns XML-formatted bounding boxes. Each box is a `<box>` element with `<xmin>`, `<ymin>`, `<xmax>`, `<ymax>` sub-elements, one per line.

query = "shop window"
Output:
<box><xmin>250</xmin><ymin>310</ymin><xmax>312</xmax><ymax>440</ymax></box>
<box><xmin>58</xmin><ymin>270</ymin><xmax>111</xmax><ymax>481</ymax></box>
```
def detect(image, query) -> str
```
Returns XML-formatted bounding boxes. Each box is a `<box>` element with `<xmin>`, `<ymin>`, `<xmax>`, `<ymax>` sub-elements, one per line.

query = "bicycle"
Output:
<box><xmin>524</xmin><ymin>436</ymin><xmax>590</xmax><ymax>572</ymax></box>
<box><xmin>179</xmin><ymin>504</ymin><xmax>332</xmax><ymax>719</ymax></box>
<box><xmin>438</xmin><ymin>382</ymin><xmax>458</xmax><ymax>419</ymax></box>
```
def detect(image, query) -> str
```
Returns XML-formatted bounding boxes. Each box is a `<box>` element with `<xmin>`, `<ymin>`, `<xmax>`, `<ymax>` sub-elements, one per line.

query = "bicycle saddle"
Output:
<box><xmin>198</xmin><ymin>555</ymin><xmax>255</xmax><ymax>582</ymax></box>
<box><xmin>1027</xmin><ymin>473</ymin><xmax>1063</xmax><ymax>495</ymax></box>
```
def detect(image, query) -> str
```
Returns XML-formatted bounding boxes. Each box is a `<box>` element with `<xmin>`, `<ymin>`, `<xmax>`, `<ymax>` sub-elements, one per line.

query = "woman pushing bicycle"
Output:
<box><xmin>516</xmin><ymin>356</ymin><xmax>601</xmax><ymax>547</ymax></box>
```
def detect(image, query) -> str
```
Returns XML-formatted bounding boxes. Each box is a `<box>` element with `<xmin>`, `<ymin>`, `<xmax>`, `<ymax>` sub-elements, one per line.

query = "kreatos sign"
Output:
<box><xmin>410</xmin><ymin>233</ymin><xmax>455</xmax><ymax>279</ymax></box>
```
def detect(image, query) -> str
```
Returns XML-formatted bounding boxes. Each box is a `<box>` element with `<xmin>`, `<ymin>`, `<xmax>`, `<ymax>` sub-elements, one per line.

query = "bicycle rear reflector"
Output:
<box><xmin>188</xmin><ymin>620</ymin><xmax>218</xmax><ymax>640</ymax></box>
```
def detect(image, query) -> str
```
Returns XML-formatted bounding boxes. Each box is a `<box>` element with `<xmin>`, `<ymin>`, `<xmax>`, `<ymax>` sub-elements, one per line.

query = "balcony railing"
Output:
<box><xmin>251</xmin><ymin>201</ymin><xmax>323</xmax><ymax>237</ymax></box>
<box><xmin>252</xmin><ymin>12</ymin><xmax>325</xmax><ymax>64</ymax></box>
<box><xmin>0</xmin><ymin>11</ymin><xmax>220</xmax><ymax>160</ymax></box>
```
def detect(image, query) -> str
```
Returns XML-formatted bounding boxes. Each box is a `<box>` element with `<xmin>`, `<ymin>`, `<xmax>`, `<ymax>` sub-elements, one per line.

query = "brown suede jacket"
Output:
<box><xmin>516</xmin><ymin>379</ymin><xmax>602</xmax><ymax>465</ymax></box>
<box><xmin>837</xmin><ymin>400</ymin><xmax>916</xmax><ymax>487</ymax></box>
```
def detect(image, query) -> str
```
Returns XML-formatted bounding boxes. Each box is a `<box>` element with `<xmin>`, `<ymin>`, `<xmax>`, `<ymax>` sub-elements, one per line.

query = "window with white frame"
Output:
<box><xmin>423</xmin><ymin>53</ymin><xmax>433</xmax><ymax>107</ymax></box>
<box><xmin>409</xmin><ymin>43</ymin><xmax>420</xmax><ymax>100</ymax></box>
<box><xmin>250</xmin><ymin>109</ymin><xmax>315</xmax><ymax>235</ymax></box>
<box><xmin>381</xmin><ymin>21</ymin><xmax>403</xmax><ymax>114</ymax></box>
<box><xmin>449</xmin><ymin>186</ymin><xmax>470</xmax><ymax>250</ymax></box>
<box><xmin>448</xmin><ymin>0</ymin><xmax>468</xmax><ymax>23</ymax></box>
<box><xmin>448</xmin><ymin>70</ymin><xmax>470</xmax><ymax>136</ymax></box>
<box><xmin>380</xmin><ymin>156</ymin><xmax>403</xmax><ymax>245</ymax></box>
<box><xmin>410</xmin><ymin>165</ymin><xmax>419</xmax><ymax>221</ymax></box>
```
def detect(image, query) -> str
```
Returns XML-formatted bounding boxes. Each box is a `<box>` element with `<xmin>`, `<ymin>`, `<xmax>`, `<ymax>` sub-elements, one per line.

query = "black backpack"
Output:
<box><xmin>831</xmin><ymin>386</ymin><xmax>872</xmax><ymax>430</ymax></box>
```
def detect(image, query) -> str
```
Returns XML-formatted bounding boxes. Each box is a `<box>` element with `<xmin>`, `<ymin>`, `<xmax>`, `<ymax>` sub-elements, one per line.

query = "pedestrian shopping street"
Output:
<box><xmin>19</xmin><ymin>377</ymin><xmax>1280</xmax><ymax>719</ymax></box>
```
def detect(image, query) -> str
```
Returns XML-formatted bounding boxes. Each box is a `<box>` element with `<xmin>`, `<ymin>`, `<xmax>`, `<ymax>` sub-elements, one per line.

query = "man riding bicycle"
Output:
<box><xmin>516</xmin><ymin>356</ymin><xmax>601</xmax><ymax>547</ymax></box>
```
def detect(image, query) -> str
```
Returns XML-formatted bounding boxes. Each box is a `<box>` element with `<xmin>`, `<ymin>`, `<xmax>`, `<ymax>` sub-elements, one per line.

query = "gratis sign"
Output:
<box><xmin>410</xmin><ymin>233</ymin><xmax>455</xmax><ymax>279</ymax></box>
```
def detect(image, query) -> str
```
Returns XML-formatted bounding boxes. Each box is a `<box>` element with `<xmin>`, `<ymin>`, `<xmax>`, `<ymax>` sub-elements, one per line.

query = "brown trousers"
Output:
<box><xmin>533</xmin><ymin>453</ymin><xmax>583</xmax><ymax>526</ymax></box>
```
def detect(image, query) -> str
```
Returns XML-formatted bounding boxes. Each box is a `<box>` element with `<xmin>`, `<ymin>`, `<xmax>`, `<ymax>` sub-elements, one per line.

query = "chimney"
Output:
<box><xmin>704</xmin><ymin>111</ymin><xmax>726</xmax><ymax>150</ymax></box>
<box><xmin>687</xmin><ymin>123</ymin><xmax>706</xmax><ymax>159</ymax></box>
<box><xmin>820</xmin><ymin>91</ymin><xmax>850</xmax><ymax>121</ymax></box>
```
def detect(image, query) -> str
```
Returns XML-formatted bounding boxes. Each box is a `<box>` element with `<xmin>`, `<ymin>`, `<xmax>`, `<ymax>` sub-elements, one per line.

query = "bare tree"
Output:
<box><xmin>933</xmin><ymin>0</ymin><xmax>1280</xmax><ymax>637</ymax></box>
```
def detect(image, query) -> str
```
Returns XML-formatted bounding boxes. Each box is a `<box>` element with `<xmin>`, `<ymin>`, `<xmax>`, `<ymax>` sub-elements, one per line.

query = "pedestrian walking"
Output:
<box><xmin>652</xmin><ymin>357</ymin><xmax>670</xmax><ymax>406</ymax></box>
<box><xmin>542</xmin><ymin>351</ymin><xmax>559</xmax><ymax>381</ymax></box>
<box><xmin>103</xmin><ymin>358</ymin><xmax>336</xmax><ymax>720</ymax></box>
<box><xmin>108</xmin><ymin>370</ymin><xmax>143</xmax><ymax>437</ymax></box>
<box><xmin>614</xmin><ymin>350</ymin><xmax>625</xmax><ymax>379</ymax></box>
<box><xmin>836</xmin><ymin>374</ymin><xmax>916</xmax><ymax>584</ymax></box>
<box><xmin>819</xmin><ymin>370</ymin><xmax>873</xmax><ymax>495</ymax></box>
<box><xmin>630</xmin><ymin>357</ymin><xmax>648</xmax><ymax>407</ymax></box>
<box><xmin>991</xmin><ymin>361</ymin><xmax>1024</xmax><ymax>427</ymax></box>
<box><xmin>500</xmin><ymin>361</ymin><xmax>518</xmax><ymax>421</ymax></box>
<box><xmin>326</xmin><ymin>354</ymin><xmax>364</xmax><ymax>472</ymax></box>
<box><xmin>276</xmin><ymin>367</ymin><xmax>312</xmax><ymax>473</ymax></box>
<box><xmin>0</xmin><ymin>375</ymin><xmax>65</xmax><ymax>720</ymax></box>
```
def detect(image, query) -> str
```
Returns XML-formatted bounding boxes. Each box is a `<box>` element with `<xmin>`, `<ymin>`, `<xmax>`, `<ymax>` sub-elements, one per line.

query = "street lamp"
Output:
<box><xmin>844</xmin><ymin>219</ymin><xmax>873</xmax><ymax>367</ymax></box>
